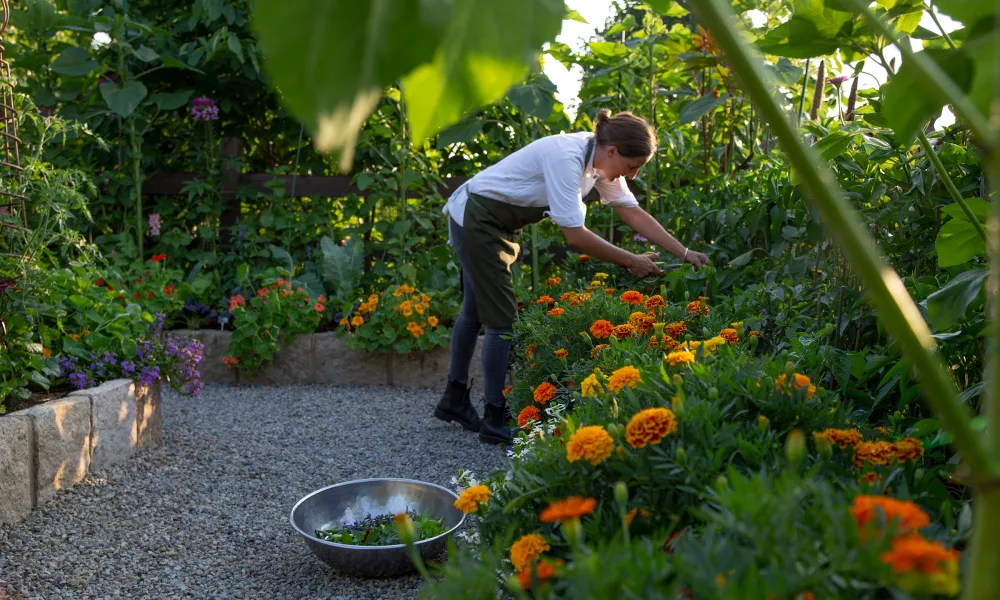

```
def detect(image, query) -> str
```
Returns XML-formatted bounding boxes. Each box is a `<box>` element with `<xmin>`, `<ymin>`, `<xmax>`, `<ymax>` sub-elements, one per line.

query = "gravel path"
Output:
<box><xmin>0</xmin><ymin>384</ymin><xmax>506</xmax><ymax>600</ymax></box>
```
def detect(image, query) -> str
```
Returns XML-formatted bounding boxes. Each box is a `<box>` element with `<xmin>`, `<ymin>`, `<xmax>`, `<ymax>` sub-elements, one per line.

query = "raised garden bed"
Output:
<box><xmin>0</xmin><ymin>379</ymin><xmax>161</xmax><ymax>526</ymax></box>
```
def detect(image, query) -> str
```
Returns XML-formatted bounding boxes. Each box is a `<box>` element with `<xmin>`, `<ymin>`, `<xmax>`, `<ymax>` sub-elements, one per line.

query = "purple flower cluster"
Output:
<box><xmin>148</xmin><ymin>213</ymin><xmax>161</xmax><ymax>236</ymax></box>
<box><xmin>59</xmin><ymin>313</ymin><xmax>204</xmax><ymax>397</ymax></box>
<box><xmin>633</xmin><ymin>233</ymin><xmax>648</xmax><ymax>242</ymax></box>
<box><xmin>191</xmin><ymin>97</ymin><xmax>219</xmax><ymax>122</ymax></box>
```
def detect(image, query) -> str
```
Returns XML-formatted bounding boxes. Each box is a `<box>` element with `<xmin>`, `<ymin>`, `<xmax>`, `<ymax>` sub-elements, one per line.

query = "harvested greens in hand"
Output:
<box><xmin>315</xmin><ymin>509</ymin><xmax>445</xmax><ymax>546</ymax></box>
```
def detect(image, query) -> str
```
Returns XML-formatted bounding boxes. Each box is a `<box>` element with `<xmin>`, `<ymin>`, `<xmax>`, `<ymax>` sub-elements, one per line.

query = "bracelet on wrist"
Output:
<box><xmin>683</xmin><ymin>247</ymin><xmax>690</xmax><ymax>261</ymax></box>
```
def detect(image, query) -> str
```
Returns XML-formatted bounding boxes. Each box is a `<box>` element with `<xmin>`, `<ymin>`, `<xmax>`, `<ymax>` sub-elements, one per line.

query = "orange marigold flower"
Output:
<box><xmin>427</xmin><ymin>316</ymin><xmax>439</xmax><ymax>327</ymax></box>
<box><xmin>510</xmin><ymin>534</ymin><xmax>550</xmax><ymax>572</ymax></box>
<box><xmin>644</xmin><ymin>295</ymin><xmax>665</xmax><ymax>312</ymax></box>
<box><xmin>604</xmin><ymin>287</ymin><xmax>615</xmax><ymax>294</ymax></box>
<box><xmin>526</xmin><ymin>343</ymin><xmax>536</xmax><ymax>358</ymax></box>
<box><xmin>719</xmin><ymin>328</ymin><xmax>739</xmax><ymax>344</ymax></box>
<box><xmin>570</xmin><ymin>293</ymin><xmax>590</xmax><ymax>307</ymax></box>
<box><xmin>536</xmin><ymin>295</ymin><xmax>556</xmax><ymax>306</ymax></box>
<box><xmin>560</xmin><ymin>292</ymin><xmax>574</xmax><ymax>301</ymax></box>
<box><xmin>591</xmin><ymin>344</ymin><xmax>610</xmax><ymax>358</ymax></box>
<box><xmin>518</xmin><ymin>406</ymin><xmax>542</xmax><ymax>429</ymax></box>
<box><xmin>554</xmin><ymin>348</ymin><xmax>568</xmax><ymax>359</ymax></box>
<box><xmin>853</xmin><ymin>441</ymin><xmax>896</xmax><ymax>470</ymax></box>
<box><xmin>613</xmin><ymin>323</ymin><xmax>636</xmax><ymax>339</ymax></box>
<box><xmin>628</xmin><ymin>311</ymin><xmax>655</xmax><ymax>334</ymax></box>
<box><xmin>624</xmin><ymin>507</ymin><xmax>652</xmax><ymax>527</ymax></box>
<box><xmin>590</xmin><ymin>320</ymin><xmax>614</xmax><ymax>338</ymax></box>
<box><xmin>626</xmin><ymin>408</ymin><xmax>678</xmax><ymax>448</ymax></box>
<box><xmin>860</xmin><ymin>472</ymin><xmax>883</xmax><ymax>486</ymax></box>
<box><xmin>851</xmin><ymin>495</ymin><xmax>930</xmax><ymax>539</ymax></box>
<box><xmin>565</xmin><ymin>425</ymin><xmax>614</xmax><ymax>465</ymax></box>
<box><xmin>667</xmin><ymin>350</ymin><xmax>695</xmax><ymax>366</ymax></box>
<box><xmin>620</xmin><ymin>290</ymin><xmax>644</xmax><ymax>305</ymax></box>
<box><xmin>607</xmin><ymin>366</ymin><xmax>642</xmax><ymax>393</ymax></box>
<box><xmin>881</xmin><ymin>535</ymin><xmax>961</xmax><ymax>576</ymax></box>
<box><xmin>775</xmin><ymin>373</ymin><xmax>816</xmax><ymax>399</ymax></box>
<box><xmin>351</xmin><ymin>315</ymin><xmax>365</xmax><ymax>327</ymax></box>
<box><xmin>548</xmin><ymin>307</ymin><xmax>565</xmax><ymax>317</ymax></box>
<box><xmin>517</xmin><ymin>558</ymin><xmax>561</xmax><ymax>590</ymax></box>
<box><xmin>661</xmin><ymin>335</ymin><xmax>680</xmax><ymax>351</ymax></box>
<box><xmin>814</xmin><ymin>428</ymin><xmax>862</xmax><ymax>449</ymax></box>
<box><xmin>339</xmin><ymin>318</ymin><xmax>349</xmax><ymax>328</ymax></box>
<box><xmin>893</xmin><ymin>437</ymin><xmax>924</xmax><ymax>462</ymax></box>
<box><xmin>547</xmin><ymin>277</ymin><xmax>562</xmax><ymax>286</ymax></box>
<box><xmin>579</xmin><ymin>254</ymin><xmax>590</xmax><ymax>262</ymax></box>
<box><xmin>665</xmin><ymin>321</ymin><xmax>687</xmax><ymax>338</ymax></box>
<box><xmin>748</xmin><ymin>330</ymin><xmax>762</xmax><ymax>338</ymax></box>
<box><xmin>540</xmin><ymin>496</ymin><xmax>597</xmax><ymax>523</ymax></box>
<box><xmin>502</xmin><ymin>386</ymin><xmax>514</xmax><ymax>397</ymax></box>
<box><xmin>534</xmin><ymin>381</ymin><xmax>557</xmax><ymax>404</ymax></box>
<box><xmin>454</xmin><ymin>484</ymin><xmax>491</xmax><ymax>513</ymax></box>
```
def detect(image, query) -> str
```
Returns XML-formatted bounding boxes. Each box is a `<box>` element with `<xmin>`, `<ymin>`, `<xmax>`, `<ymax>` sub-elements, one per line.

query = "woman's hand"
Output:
<box><xmin>627</xmin><ymin>252</ymin><xmax>661</xmax><ymax>277</ymax></box>
<box><xmin>683</xmin><ymin>249</ymin><xmax>711</xmax><ymax>271</ymax></box>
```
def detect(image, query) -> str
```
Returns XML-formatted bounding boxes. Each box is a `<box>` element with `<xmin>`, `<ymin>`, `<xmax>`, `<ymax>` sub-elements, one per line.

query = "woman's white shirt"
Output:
<box><xmin>443</xmin><ymin>132</ymin><xmax>639</xmax><ymax>229</ymax></box>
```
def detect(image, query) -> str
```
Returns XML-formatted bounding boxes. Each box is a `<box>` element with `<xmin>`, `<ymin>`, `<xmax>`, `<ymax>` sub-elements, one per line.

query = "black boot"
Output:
<box><xmin>478</xmin><ymin>402</ymin><xmax>513</xmax><ymax>445</ymax></box>
<box><xmin>434</xmin><ymin>379</ymin><xmax>482</xmax><ymax>432</ymax></box>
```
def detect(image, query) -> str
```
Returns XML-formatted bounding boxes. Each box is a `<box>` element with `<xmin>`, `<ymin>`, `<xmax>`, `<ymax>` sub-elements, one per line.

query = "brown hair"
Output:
<box><xmin>593</xmin><ymin>109</ymin><xmax>657</xmax><ymax>158</ymax></box>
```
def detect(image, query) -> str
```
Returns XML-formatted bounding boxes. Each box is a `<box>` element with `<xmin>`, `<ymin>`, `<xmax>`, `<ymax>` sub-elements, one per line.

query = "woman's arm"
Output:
<box><xmin>560</xmin><ymin>226</ymin><xmax>661</xmax><ymax>277</ymax></box>
<box><xmin>612</xmin><ymin>205</ymin><xmax>710</xmax><ymax>270</ymax></box>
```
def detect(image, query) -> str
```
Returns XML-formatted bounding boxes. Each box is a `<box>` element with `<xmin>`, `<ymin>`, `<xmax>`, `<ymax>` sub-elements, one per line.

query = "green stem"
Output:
<box><xmin>797</xmin><ymin>59</ymin><xmax>810</xmax><ymax>127</ymax></box>
<box><xmin>845</xmin><ymin>0</ymin><xmax>996</xmax><ymax>151</ymax></box>
<box><xmin>130</xmin><ymin>118</ymin><xmax>143</xmax><ymax>260</ymax></box>
<box><xmin>926</xmin><ymin>2</ymin><xmax>957</xmax><ymax>50</ymax></box>
<box><xmin>689</xmin><ymin>0</ymin><xmax>993</xmax><ymax>480</ymax></box>
<box><xmin>531</xmin><ymin>223</ymin><xmax>539</xmax><ymax>293</ymax></box>
<box><xmin>917</xmin><ymin>130</ymin><xmax>987</xmax><ymax>242</ymax></box>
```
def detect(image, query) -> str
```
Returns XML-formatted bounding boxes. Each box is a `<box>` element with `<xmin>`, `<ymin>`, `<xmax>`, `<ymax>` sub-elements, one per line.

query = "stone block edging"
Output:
<box><xmin>173</xmin><ymin>330</ymin><xmax>482</xmax><ymax>388</ymax></box>
<box><xmin>0</xmin><ymin>379</ymin><xmax>161</xmax><ymax>526</ymax></box>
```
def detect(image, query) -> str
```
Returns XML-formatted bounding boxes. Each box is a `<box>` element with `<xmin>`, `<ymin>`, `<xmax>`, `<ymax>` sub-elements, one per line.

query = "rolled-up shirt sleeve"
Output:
<box><xmin>596</xmin><ymin>175</ymin><xmax>640</xmax><ymax>208</ymax></box>
<box><xmin>541</xmin><ymin>151</ymin><xmax>587</xmax><ymax>228</ymax></box>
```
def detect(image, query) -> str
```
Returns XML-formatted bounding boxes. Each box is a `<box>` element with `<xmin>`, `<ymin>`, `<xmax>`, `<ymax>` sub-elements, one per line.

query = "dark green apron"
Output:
<box><xmin>463</xmin><ymin>137</ymin><xmax>596</xmax><ymax>328</ymax></box>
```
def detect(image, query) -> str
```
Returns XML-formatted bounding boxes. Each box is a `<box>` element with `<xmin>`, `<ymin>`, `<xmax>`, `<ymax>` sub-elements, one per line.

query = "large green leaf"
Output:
<box><xmin>149</xmin><ymin>90</ymin><xmax>194</xmax><ymax>111</ymax></box>
<box><xmin>253</xmin><ymin>0</ymin><xmax>449</xmax><ymax>169</ymax></box>
<box><xmin>920</xmin><ymin>268</ymin><xmax>986</xmax><ymax>330</ymax></box>
<box><xmin>99</xmin><ymin>80</ymin><xmax>148</xmax><ymax>118</ymax></box>
<box><xmin>436</xmin><ymin>117</ymin><xmax>485</xmax><ymax>147</ymax></box>
<box><xmin>677</xmin><ymin>93</ymin><xmax>730</xmax><ymax>125</ymax></box>
<box><xmin>934</xmin><ymin>0</ymin><xmax>995</xmax><ymax>27</ymax></box>
<box><xmin>588</xmin><ymin>41</ymin><xmax>629</xmax><ymax>60</ymax></box>
<box><xmin>756</xmin><ymin>18</ymin><xmax>842</xmax><ymax>58</ymax></box>
<box><xmin>793</xmin><ymin>0</ymin><xmax>852</xmax><ymax>37</ymax></box>
<box><xmin>812</xmin><ymin>131</ymin><xmax>857</xmax><ymax>161</ymax></box>
<box><xmin>50</xmin><ymin>46</ymin><xmax>96</xmax><ymax>76</ymax></box>
<box><xmin>320</xmin><ymin>236</ymin><xmax>364</xmax><ymax>301</ymax></box>
<box><xmin>935</xmin><ymin>199</ymin><xmax>988</xmax><ymax>267</ymax></box>
<box><xmin>881</xmin><ymin>47</ymin><xmax>974</xmax><ymax>142</ymax></box>
<box><xmin>507</xmin><ymin>75</ymin><xmax>557</xmax><ymax>119</ymax></box>
<box><xmin>402</xmin><ymin>0</ymin><xmax>563</xmax><ymax>147</ymax></box>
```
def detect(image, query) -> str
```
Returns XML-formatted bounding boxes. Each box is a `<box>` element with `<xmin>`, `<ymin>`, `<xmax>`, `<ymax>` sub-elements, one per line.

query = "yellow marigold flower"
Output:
<box><xmin>581</xmin><ymin>372</ymin><xmax>604</xmax><ymax>397</ymax></box>
<box><xmin>620</xmin><ymin>290</ymin><xmax>644</xmax><ymax>305</ymax></box>
<box><xmin>626</xmin><ymin>408</ymin><xmax>678</xmax><ymax>448</ymax></box>
<box><xmin>719</xmin><ymin>328</ymin><xmax>739</xmax><ymax>344</ymax></box>
<box><xmin>351</xmin><ymin>315</ymin><xmax>365</xmax><ymax>327</ymax></box>
<box><xmin>814</xmin><ymin>428</ymin><xmax>862</xmax><ymax>449</ymax></box>
<box><xmin>667</xmin><ymin>350</ymin><xmax>695</xmax><ymax>366</ymax></box>
<box><xmin>454</xmin><ymin>484</ymin><xmax>491</xmax><ymax>514</ymax></box>
<box><xmin>421</xmin><ymin>293</ymin><xmax>430</xmax><ymax>303</ymax></box>
<box><xmin>510</xmin><ymin>534</ymin><xmax>550</xmax><ymax>572</ymax></box>
<box><xmin>775</xmin><ymin>373</ymin><xmax>816</xmax><ymax>399</ymax></box>
<box><xmin>613</xmin><ymin>323</ymin><xmax>636</xmax><ymax>339</ymax></box>
<box><xmin>540</xmin><ymin>497</ymin><xmax>597</xmax><ymax>523</ymax></box>
<box><xmin>665</xmin><ymin>321</ymin><xmax>687</xmax><ymax>338</ymax></box>
<box><xmin>427</xmin><ymin>316</ymin><xmax>439</xmax><ymax>327</ymax></box>
<box><xmin>554</xmin><ymin>348</ymin><xmax>568</xmax><ymax>359</ymax></box>
<box><xmin>547</xmin><ymin>277</ymin><xmax>561</xmax><ymax>286</ymax></box>
<box><xmin>339</xmin><ymin>318</ymin><xmax>349</xmax><ymax>328</ymax></box>
<box><xmin>414</xmin><ymin>303</ymin><xmax>424</xmax><ymax>314</ymax></box>
<box><xmin>607</xmin><ymin>366</ymin><xmax>642</xmax><ymax>393</ymax></box>
<box><xmin>590</xmin><ymin>280</ymin><xmax>601</xmax><ymax>286</ymax></box>
<box><xmin>368</xmin><ymin>294</ymin><xmax>379</xmax><ymax>303</ymax></box>
<box><xmin>566</xmin><ymin>425</ymin><xmax>614</xmax><ymax>465</ymax></box>
<box><xmin>533</xmin><ymin>381</ymin><xmax>557</xmax><ymax>404</ymax></box>
<box><xmin>518</xmin><ymin>406</ymin><xmax>542</xmax><ymax>429</ymax></box>
<box><xmin>881</xmin><ymin>536</ymin><xmax>961</xmax><ymax>596</ymax></box>
<box><xmin>393</xmin><ymin>287</ymin><xmax>404</xmax><ymax>297</ymax></box>
<box><xmin>703</xmin><ymin>336</ymin><xmax>727</xmax><ymax>352</ymax></box>
<box><xmin>548</xmin><ymin>307</ymin><xmax>565</xmax><ymax>317</ymax></box>
<box><xmin>590</xmin><ymin>320</ymin><xmax>614</xmax><ymax>339</ymax></box>
<box><xmin>595</xmin><ymin>272</ymin><xmax>609</xmax><ymax>280</ymax></box>
<box><xmin>400</xmin><ymin>300</ymin><xmax>414</xmax><ymax>316</ymax></box>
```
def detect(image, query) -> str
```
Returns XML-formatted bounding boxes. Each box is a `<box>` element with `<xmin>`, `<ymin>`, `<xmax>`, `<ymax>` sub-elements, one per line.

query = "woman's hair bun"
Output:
<box><xmin>594</xmin><ymin>108</ymin><xmax>612</xmax><ymax>125</ymax></box>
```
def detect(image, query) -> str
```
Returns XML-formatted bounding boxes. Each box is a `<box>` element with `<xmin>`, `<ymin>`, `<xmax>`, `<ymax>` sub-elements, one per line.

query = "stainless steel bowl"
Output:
<box><xmin>290</xmin><ymin>478</ymin><xmax>465</xmax><ymax>578</ymax></box>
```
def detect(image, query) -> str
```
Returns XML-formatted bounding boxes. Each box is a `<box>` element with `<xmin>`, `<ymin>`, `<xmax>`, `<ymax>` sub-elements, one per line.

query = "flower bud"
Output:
<box><xmin>757</xmin><ymin>415</ymin><xmax>769</xmax><ymax>432</ymax></box>
<box><xmin>684</xmin><ymin>290</ymin><xmax>690</xmax><ymax>301</ymax></box>
<box><xmin>893</xmin><ymin>410</ymin><xmax>902</xmax><ymax>423</ymax></box>
<box><xmin>749</xmin><ymin>335</ymin><xmax>759</xmax><ymax>348</ymax></box>
<box><xmin>614</xmin><ymin>481</ymin><xmax>629</xmax><ymax>507</ymax></box>
<box><xmin>675</xmin><ymin>446</ymin><xmax>686</xmax><ymax>463</ymax></box>
<box><xmin>393</xmin><ymin>512</ymin><xmax>416</xmax><ymax>546</ymax></box>
<box><xmin>786</xmin><ymin>429</ymin><xmax>806</xmax><ymax>467</ymax></box>
<box><xmin>822</xmin><ymin>323</ymin><xmax>835</xmax><ymax>337</ymax></box>
<box><xmin>714</xmin><ymin>475</ymin><xmax>728</xmax><ymax>492</ymax></box>
<box><xmin>708</xmin><ymin>387</ymin><xmax>718</xmax><ymax>400</ymax></box>
<box><xmin>672</xmin><ymin>395</ymin><xmax>685</xmax><ymax>416</ymax></box>
<box><xmin>815</xmin><ymin>434</ymin><xmax>833</xmax><ymax>460</ymax></box>
<box><xmin>616</xmin><ymin>446</ymin><xmax>626</xmax><ymax>459</ymax></box>
<box><xmin>914</xmin><ymin>468</ymin><xmax>924</xmax><ymax>481</ymax></box>
<box><xmin>702</xmin><ymin>327</ymin><xmax>711</xmax><ymax>338</ymax></box>
<box><xmin>653</xmin><ymin>322</ymin><xmax>665</xmax><ymax>337</ymax></box>
<box><xmin>616</xmin><ymin>423</ymin><xmax>627</xmax><ymax>438</ymax></box>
